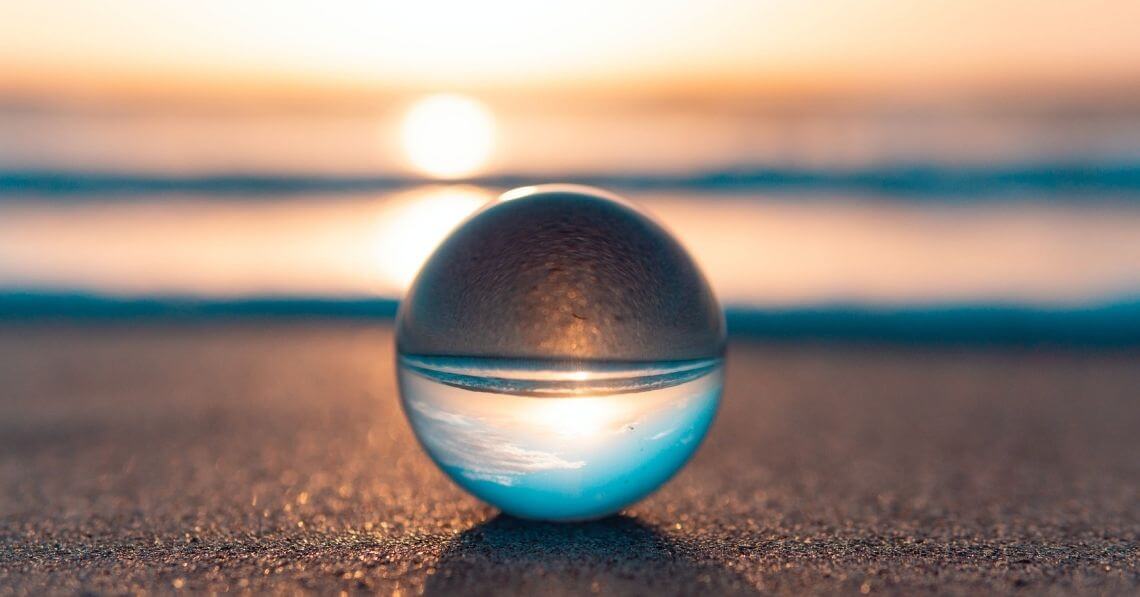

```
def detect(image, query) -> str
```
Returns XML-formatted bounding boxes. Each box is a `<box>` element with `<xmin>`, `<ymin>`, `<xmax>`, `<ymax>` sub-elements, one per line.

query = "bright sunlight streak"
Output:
<box><xmin>371</xmin><ymin>186</ymin><xmax>490</xmax><ymax>292</ymax></box>
<box><xmin>400</xmin><ymin>94</ymin><xmax>495</xmax><ymax>179</ymax></box>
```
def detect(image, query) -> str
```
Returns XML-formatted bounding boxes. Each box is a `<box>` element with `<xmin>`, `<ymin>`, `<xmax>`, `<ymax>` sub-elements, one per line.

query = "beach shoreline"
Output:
<box><xmin>1</xmin><ymin>322</ymin><xmax>1136</xmax><ymax>594</ymax></box>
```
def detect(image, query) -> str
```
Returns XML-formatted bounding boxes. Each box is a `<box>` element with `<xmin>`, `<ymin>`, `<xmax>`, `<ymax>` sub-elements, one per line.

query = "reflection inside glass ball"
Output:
<box><xmin>396</xmin><ymin>185</ymin><xmax>725</xmax><ymax>521</ymax></box>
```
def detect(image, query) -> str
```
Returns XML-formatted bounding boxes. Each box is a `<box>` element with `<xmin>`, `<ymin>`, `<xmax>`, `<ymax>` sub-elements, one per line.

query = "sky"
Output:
<box><xmin>3</xmin><ymin>1</ymin><xmax>1139</xmax><ymax>104</ymax></box>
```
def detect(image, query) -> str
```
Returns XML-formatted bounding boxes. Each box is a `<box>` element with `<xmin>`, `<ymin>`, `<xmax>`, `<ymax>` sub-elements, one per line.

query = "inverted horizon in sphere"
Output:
<box><xmin>400</xmin><ymin>355</ymin><xmax>722</xmax><ymax>520</ymax></box>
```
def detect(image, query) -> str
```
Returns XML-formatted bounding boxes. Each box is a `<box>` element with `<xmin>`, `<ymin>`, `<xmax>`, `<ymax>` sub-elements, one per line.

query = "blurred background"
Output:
<box><xmin>5</xmin><ymin>6</ymin><xmax>1140</xmax><ymax>593</ymax></box>
<box><xmin>2</xmin><ymin>0</ymin><xmax>1139</xmax><ymax>342</ymax></box>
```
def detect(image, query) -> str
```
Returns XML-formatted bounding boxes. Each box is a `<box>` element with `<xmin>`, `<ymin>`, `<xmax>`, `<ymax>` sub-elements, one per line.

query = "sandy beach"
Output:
<box><xmin>0</xmin><ymin>322</ymin><xmax>1136</xmax><ymax>594</ymax></box>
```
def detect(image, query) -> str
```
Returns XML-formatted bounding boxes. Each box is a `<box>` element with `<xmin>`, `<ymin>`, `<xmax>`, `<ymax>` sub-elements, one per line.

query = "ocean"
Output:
<box><xmin>2</xmin><ymin>104</ymin><xmax>1138</xmax><ymax>344</ymax></box>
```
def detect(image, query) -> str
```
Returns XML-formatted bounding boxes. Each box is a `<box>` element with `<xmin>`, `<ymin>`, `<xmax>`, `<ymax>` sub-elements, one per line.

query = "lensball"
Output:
<box><xmin>396</xmin><ymin>184</ymin><xmax>725</xmax><ymax>521</ymax></box>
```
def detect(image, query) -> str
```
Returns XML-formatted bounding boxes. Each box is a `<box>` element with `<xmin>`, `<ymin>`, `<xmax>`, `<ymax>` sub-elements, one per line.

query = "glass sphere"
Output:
<box><xmin>396</xmin><ymin>184</ymin><xmax>725</xmax><ymax>521</ymax></box>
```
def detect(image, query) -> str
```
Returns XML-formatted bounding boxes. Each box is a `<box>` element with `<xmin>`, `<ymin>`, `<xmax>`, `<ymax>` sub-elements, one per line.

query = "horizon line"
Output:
<box><xmin>3</xmin><ymin>163</ymin><xmax>1139</xmax><ymax>198</ymax></box>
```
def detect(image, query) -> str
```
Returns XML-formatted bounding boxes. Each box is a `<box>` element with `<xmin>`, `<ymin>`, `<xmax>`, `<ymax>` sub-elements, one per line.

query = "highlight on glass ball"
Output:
<box><xmin>396</xmin><ymin>184</ymin><xmax>726</xmax><ymax>521</ymax></box>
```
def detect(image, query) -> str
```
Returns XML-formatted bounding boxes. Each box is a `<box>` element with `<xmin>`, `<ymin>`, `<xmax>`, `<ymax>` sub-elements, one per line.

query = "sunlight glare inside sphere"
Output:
<box><xmin>400</xmin><ymin>94</ymin><xmax>495</xmax><ymax>179</ymax></box>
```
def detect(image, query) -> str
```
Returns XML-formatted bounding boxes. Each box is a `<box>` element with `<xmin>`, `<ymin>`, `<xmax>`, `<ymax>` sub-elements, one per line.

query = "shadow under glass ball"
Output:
<box><xmin>396</xmin><ymin>185</ymin><xmax>725</xmax><ymax>521</ymax></box>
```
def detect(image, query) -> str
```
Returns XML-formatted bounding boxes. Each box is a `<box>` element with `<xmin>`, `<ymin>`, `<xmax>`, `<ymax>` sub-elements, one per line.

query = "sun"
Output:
<box><xmin>400</xmin><ymin>94</ymin><xmax>495</xmax><ymax>179</ymax></box>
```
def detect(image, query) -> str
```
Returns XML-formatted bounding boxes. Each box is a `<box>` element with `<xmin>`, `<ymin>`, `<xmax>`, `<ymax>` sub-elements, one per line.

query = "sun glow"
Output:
<box><xmin>400</xmin><ymin>94</ymin><xmax>495</xmax><ymax>179</ymax></box>
<box><xmin>530</xmin><ymin>398</ymin><xmax>626</xmax><ymax>438</ymax></box>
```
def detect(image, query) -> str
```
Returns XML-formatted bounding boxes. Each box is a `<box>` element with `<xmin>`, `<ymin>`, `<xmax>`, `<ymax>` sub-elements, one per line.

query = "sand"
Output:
<box><xmin>0</xmin><ymin>322</ymin><xmax>1137</xmax><ymax>594</ymax></box>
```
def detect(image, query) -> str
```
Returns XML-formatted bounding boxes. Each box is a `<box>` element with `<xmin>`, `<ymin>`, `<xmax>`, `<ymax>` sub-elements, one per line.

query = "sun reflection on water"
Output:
<box><xmin>0</xmin><ymin>189</ymin><xmax>1137</xmax><ymax>305</ymax></box>
<box><xmin>371</xmin><ymin>186</ymin><xmax>491</xmax><ymax>292</ymax></box>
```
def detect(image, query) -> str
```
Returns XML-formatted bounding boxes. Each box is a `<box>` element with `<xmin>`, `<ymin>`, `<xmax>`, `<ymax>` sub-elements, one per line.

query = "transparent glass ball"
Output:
<box><xmin>396</xmin><ymin>185</ymin><xmax>725</xmax><ymax>521</ymax></box>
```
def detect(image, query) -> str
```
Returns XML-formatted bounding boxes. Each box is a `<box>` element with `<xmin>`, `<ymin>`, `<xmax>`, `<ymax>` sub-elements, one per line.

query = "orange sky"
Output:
<box><xmin>3</xmin><ymin>1</ymin><xmax>1139</xmax><ymax>105</ymax></box>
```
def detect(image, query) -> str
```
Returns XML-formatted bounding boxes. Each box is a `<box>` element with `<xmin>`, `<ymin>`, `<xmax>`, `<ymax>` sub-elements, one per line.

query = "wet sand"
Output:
<box><xmin>1</xmin><ymin>322</ymin><xmax>1137</xmax><ymax>594</ymax></box>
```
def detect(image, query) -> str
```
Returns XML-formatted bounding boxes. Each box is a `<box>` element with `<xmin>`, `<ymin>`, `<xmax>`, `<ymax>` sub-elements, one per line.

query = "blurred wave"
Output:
<box><xmin>3</xmin><ymin>291</ymin><xmax>1138</xmax><ymax>346</ymax></box>
<box><xmin>3</xmin><ymin>163</ymin><xmax>1139</xmax><ymax>198</ymax></box>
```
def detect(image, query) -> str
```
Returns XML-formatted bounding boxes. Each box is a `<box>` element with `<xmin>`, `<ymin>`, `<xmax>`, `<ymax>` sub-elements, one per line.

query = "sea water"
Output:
<box><xmin>398</xmin><ymin>355</ymin><xmax>722</xmax><ymax>520</ymax></box>
<box><xmin>396</xmin><ymin>184</ymin><xmax>726</xmax><ymax>520</ymax></box>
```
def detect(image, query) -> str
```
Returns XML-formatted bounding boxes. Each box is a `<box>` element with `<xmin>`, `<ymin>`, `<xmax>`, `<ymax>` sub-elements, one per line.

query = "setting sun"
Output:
<box><xmin>400</xmin><ymin>94</ymin><xmax>495</xmax><ymax>179</ymax></box>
